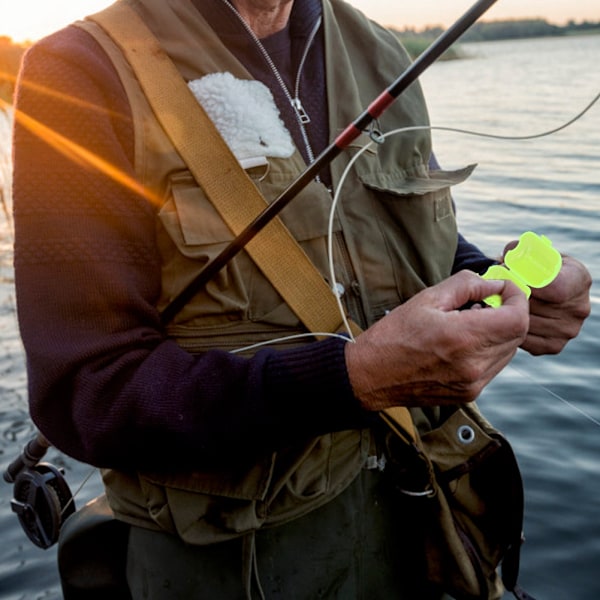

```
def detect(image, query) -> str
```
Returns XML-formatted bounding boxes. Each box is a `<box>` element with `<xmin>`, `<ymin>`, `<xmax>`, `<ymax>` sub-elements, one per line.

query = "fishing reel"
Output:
<box><xmin>3</xmin><ymin>433</ymin><xmax>76</xmax><ymax>549</ymax></box>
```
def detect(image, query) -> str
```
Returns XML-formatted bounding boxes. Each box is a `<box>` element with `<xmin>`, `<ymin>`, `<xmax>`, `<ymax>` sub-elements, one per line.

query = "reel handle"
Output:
<box><xmin>3</xmin><ymin>433</ymin><xmax>50</xmax><ymax>483</ymax></box>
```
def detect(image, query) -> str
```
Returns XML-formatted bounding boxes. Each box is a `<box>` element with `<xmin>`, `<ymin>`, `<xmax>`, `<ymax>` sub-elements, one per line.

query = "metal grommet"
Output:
<box><xmin>457</xmin><ymin>425</ymin><xmax>476</xmax><ymax>444</ymax></box>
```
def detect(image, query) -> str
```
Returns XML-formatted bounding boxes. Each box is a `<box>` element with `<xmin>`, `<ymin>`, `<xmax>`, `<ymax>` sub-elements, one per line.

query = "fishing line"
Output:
<box><xmin>5</xmin><ymin>67</ymin><xmax>599</xmax><ymax>506</ymax></box>
<box><xmin>426</xmin><ymin>87</ymin><xmax>600</xmax><ymax>142</ymax></box>
<box><xmin>323</xmin><ymin>90</ymin><xmax>600</xmax><ymax>423</ymax></box>
<box><xmin>232</xmin><ymin>88</ymin><xmax>600</xmax><ymax>355</ymax></box>
<box><xmin>60</xmin><ymin>465</ymin><xmax>98</xmax><ymax>517</ymax></box>
<box><xmin>230</xmin><ymin>331</ymin><xmax>350</xmax><ymax>354</ymax></box>
<box><xmin>61</xmin><ymin>88</ymin><xmax>600</xmax><ymax>516</ymax></box>
<box><xmin>508</xmin><ymin>363</ymin><xmax>600</xmax><ymax>430</ymax></box>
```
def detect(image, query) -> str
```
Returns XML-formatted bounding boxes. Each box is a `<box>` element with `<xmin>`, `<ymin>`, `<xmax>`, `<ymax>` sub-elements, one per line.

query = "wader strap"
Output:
<box><xmin>88</xmin><ymin>3</ymin><xmax>416</xmax><ymax>442</ymax></box>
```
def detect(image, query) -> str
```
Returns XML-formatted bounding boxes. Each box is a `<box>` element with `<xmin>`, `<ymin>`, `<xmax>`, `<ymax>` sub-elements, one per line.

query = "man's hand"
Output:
<box><xmin>522</xmin><ymin>254</ymin><xmax>591</xmax><ymax>355</ymax></box>
<box><xmin>345</xmin><ymin>270</ymin><xmax>530</xmax><ymax>412</ymax></box>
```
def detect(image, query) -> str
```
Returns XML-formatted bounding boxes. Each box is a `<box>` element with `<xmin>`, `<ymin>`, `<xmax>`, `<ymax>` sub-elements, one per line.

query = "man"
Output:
<box><xmin>12</xmin><ymin>0</ymin><xmax>590</xmax><ymax>598</ymax></box>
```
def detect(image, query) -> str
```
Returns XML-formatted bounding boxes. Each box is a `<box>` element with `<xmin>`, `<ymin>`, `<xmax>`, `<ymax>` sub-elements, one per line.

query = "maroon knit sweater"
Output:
<box><xmin>13</xmin><ymin>25</ymin><xmax>370</xmax><ymax>471</ymax></box>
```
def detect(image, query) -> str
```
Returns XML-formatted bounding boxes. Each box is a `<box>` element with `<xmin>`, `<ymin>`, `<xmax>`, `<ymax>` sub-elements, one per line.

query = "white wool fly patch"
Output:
<box><xmin>188</xmin><ymin>72</ymin><xmax>295</xmax><ymax>168</ymax></box>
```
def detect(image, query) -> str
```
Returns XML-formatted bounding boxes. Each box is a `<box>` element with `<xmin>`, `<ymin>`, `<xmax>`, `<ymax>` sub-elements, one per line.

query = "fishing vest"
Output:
<box><xmin>78</xmin><ymin>0</ymin><xmax>470</xmax><ymax>545</ymax></box>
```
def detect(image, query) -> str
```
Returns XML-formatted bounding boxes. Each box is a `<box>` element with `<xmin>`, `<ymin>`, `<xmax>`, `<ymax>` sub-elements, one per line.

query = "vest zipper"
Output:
<box><xmin>219</xmin><ymin>4</ymin><xmax>368</xmax><ymax>328</ymax></box>
<box><xmin>221</xmin><ymin>1</ymin><xmax>321</xmax><ymax>166</ymax></box>
<box><xmin>289</xmin><ymin>17</ymin><xmax>321</xmax><ymax>128</ymax></box>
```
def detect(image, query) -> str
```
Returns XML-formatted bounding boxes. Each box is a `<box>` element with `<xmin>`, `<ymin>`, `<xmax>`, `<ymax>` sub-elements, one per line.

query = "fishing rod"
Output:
<box><xmin>160</xmin><ymin>0</ymin><xmax>499</xmax><ymax>325</ymax></box>
<box><xmin>0</xmin><ymin>0</ymin><xmax>497</xmax><ymax>548</ymax></box>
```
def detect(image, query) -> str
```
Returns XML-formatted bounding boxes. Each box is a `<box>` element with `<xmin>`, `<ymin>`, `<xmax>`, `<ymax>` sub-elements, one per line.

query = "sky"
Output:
<box><xmin>1</xmin><ymin>0</ymin><xmax>598</xmax><ymax>43</ymax></box>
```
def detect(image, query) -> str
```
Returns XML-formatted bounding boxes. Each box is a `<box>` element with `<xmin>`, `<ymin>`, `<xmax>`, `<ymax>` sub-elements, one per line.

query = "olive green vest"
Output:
<box><xmin>79</xmin><ymin>0</ymin><xmax>469</xmax><ymax>544</ymax></box>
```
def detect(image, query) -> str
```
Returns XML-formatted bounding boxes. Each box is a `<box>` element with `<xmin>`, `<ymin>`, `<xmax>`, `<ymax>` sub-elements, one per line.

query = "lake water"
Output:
<box><xmin>420</xmin><ymin>34</ymin><xmax>600</xmax><ymax>599</ymax></box>
<box><xmin>1</xmin><ymin>34</ymin><xmax>599</xmax><ymax>599</ymax></box>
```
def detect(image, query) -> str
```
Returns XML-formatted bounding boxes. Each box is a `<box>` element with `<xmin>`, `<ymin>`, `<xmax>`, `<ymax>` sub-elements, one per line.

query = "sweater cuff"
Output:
<box><xmin>265</xmin><ymin>336</ymin><xmax>372</xmax><ymax>435</ymax></box>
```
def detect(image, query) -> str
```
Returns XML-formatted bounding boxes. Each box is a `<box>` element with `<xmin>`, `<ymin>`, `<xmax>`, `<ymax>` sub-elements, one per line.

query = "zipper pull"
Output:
<box><xmin>291</xmin><ymin>97</ymin><xmax>311</xmax><ymax>124</ymax></box>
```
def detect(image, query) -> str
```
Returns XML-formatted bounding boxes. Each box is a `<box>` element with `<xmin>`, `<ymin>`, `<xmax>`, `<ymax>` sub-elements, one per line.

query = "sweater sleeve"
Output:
<box><xmin>452</xmin><ymin>233</ymin><xmax>496</xmax><ymax>274</ymax></box>
<box><xmin>12</xmin><ymin>27</ymin><xmax>367</xmax><ymax>471</ymax></box>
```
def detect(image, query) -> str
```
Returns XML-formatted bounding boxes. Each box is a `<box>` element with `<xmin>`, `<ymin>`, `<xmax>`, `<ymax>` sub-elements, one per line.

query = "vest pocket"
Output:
<box><xmin>135</xmin><ymin>430</ymin><xmax>367</xmax><ymax>544</ymax></box>
<box><xmin>158</xmin><ymin>170</ymin><xmax>340</xmax><ymax>328</ymax></box>
<box><xmin>355</xmin><ymin>166</ymin><xmax>473</xmax><ymax>299</ymax></box>
<box><xmin>158</xmin><ymin>172</ymin><xmax>250</xmax><ymax>322</ymax></box>
<box><xmin>137</xmin><ymin>452</ymin><xmax>277</xmax><ymax>543</ymax></box>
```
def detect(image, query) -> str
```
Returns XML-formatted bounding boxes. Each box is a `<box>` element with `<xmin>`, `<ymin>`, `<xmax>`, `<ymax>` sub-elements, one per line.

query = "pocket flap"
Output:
<box><xmin>360</xmin><ymin>164</ymin><xmax>477</xmax><ymax>197</ymax></box>
<box><xmin>172</xmin><ymin>184</ymin><xmax>235</xmax><ymax>245</ymax></box>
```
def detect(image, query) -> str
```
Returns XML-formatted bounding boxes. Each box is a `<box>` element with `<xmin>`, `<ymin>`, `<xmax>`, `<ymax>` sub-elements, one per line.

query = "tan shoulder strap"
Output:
<box><xmin>89</xmin><ymin>3</ymin><xmax>344</xmax><ymax>336</ymax></box>
<box><xmin>88</xmin><ymin>2</ymin><xmax>416</xmax><ymax>442</ymax></box>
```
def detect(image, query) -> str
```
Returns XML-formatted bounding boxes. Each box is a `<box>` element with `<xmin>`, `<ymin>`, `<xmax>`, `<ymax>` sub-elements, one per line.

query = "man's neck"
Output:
<box><xmin>229</xmin><ymin>0</ymin><xmax>294</xmax><ymax>38</ymax></box>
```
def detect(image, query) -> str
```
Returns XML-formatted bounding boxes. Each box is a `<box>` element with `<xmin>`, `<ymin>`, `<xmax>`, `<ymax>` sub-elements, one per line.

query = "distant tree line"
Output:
<box><xmin>395</xmin><ymin>18</ymin><xmax>600</xmax><ymax>58</ymax></box>
<box><xmin>460</xmin><ymin>18</ymin><xmax>600</xmax><ymax>42</ymax></box>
